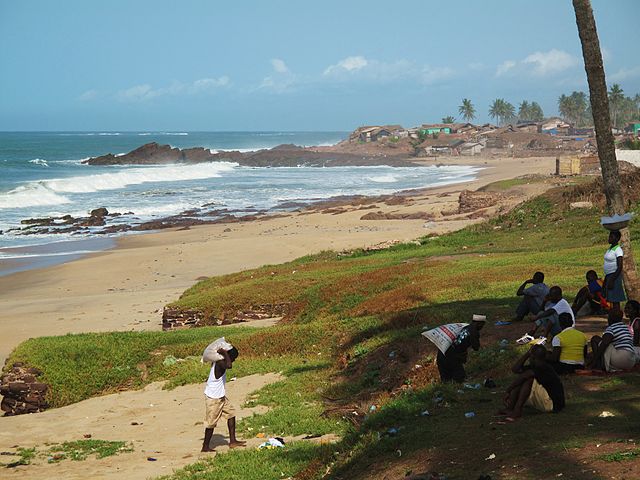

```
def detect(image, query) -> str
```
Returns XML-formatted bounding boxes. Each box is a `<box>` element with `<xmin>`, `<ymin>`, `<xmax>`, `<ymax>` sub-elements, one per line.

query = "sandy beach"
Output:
<box><xmin>0</xmin><ymin>156</ymin><xmax>556</xmax><ymax>367</ymax></box>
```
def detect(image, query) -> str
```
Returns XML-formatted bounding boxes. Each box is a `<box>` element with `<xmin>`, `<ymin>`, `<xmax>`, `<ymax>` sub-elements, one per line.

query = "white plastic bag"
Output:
<box><xmin>202</xmin><ymin>337</ymin><xmax>233</xmax><ymax>363</ymax></box>
<box><xmin>421</xmin><ymin>323</ymin><xmax>469</xmax><ymax>354</ymax></box>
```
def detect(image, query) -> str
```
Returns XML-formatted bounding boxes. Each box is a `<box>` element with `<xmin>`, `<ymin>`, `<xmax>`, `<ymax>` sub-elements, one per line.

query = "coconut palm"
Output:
<box><xmin>458</xmin><ymin>98</ymin><xmax>476</xmax><ymax>122</ymax></box>
<box><xmin>573</xmin><ymin>0</ymin><xmax>639</xmax><ymax>296</ymax></box>
<box><xmin>489</xmin><ymin>98</ymin><xmax>514</xmax><ymax>126</ymax></box>
<box><xmin>529</xmin><ymin>101</ymin><xmax>544</xmax><ymax>122</ymax></box>
<box><xmin>442</xmin><ymin>116</ymin><xmax>455</xmax><ymax>124</ymax></box>
<box><xmin>608</xmin><ymin>83</ymin><xmax>625</xmax><ymax>128</ymax></box>
<box><xmin>518</xmin><ymin>101</ymin><xmax>531</xmax><ymax>121</ymax></box>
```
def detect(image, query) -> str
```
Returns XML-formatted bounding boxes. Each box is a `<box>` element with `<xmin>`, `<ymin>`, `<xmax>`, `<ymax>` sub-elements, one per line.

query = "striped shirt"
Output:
<box><xmin>604</xmin><ymin>322</ymin><xmax>635</xmax><ymax>353</ymax></box>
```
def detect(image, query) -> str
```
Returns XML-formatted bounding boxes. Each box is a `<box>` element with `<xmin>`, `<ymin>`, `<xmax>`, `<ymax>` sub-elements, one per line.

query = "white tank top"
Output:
<box><xmin>204</xmin><ymin>364</ymin><xmax>226</xmax><ymax>399</ymax></box>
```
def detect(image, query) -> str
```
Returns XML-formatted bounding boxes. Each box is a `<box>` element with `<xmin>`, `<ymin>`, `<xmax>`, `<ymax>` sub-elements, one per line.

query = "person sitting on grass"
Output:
<box><xmin>572</xmin><ymin>270</ymin><xmax>609</xmax><ymax>316</ymax></box>
<box><xmin>548</xmin><ymin>313</ymin><xmax>587</xmax><ymax>374</ymax></box>
<box><xmin>514</xmin><ymin>271</ymin><xmax>549</xmax><ymax>321</ymax></box>
<box><xmin>589</xmin><ymin>309</ymin><xmax>636</xmax><ymax>372</ymax></box>
<box><xmin>498</xmin><ymin>344</ymin><xmax>565</xmax><ymax>420</ymax></box>
<box><xmin>436</xmin><ymin>315</ymin><xmax>485</xmax><ymax>383</ymax></box>
<box><xmin>625</xmin><ymin>300</ymin><xmax>640</xmax><ymax>363</ymax></box>
<box><xmin>527</xmin><ymin>286</ymin><xmax>575</xmax><ymax>339</ymax></box>
<box><xmin>201</xmin><ymin>347</ymin><xmax>246</xmax><ymax>452</ymax></box>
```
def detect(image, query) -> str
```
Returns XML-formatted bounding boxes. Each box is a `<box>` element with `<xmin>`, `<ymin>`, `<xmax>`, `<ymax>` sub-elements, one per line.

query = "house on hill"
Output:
<box><xmin>349</xmin><ymin>125</ymin><xmax>404</xmax><ymax>143</ymax></box>
<box><xmin>625</xmin><ymin>122</ymin><xmax>640</xmax><ymax>137</ymax></box>
<box><xmin>541</xmin><ymin>117</ymin><xmax>572</xmax><ymax>135</ymax></box>
<box><xmin>418</xmin><ymin>138</ymin><xmax>466</xmax><ymax>156</ymax></box>
<box><xmin>419</xmin><ymin>124</ymin><xmax>455</xmax><ymax>135</ymax></box>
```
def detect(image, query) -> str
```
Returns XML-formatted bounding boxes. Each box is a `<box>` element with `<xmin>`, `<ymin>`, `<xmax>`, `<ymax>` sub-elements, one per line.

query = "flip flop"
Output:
<box><xmin>495</xmin><ymin>321</ymin><xmax>512</xmax><ymax>326</ymax></box>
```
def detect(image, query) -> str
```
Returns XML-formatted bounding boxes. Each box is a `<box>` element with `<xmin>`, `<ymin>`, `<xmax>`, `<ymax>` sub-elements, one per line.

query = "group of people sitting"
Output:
<box><xmin>514</xmin><ymin>270</ymin><xmax>640</xmax><ymax>373</ymax></box>
<box><xmin>435</xmin><ymin>229</ymin><xmax>639</xmax><ymax>421</ymax></box>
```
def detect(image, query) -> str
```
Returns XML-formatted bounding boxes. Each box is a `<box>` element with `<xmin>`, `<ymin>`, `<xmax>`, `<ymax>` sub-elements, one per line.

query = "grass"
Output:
<box><xmin>47</xmin><ymin>439</ymin><xmax>133</xmax><ymax>462</ymax></box>
<box><xmin>1</xmin><ymin>440</ymin><xmax>131</xmax><ymax>468</ymax></box>
<box><xmin>4</xmin><ymin>179</ymin><xmax>640</xmax><ymax>479</ymax></box>
<box><xmin>600</xmin><ymin>448</ymin><xmax>640</xmax><ymax>462</ymax></box>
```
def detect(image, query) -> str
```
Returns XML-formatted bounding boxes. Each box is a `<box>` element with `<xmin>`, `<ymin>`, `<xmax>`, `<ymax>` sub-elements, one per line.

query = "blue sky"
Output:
<box><xmin>1</xmin><ymin>0</ymin><xmax>639</xmax><ymax>131</ymax></box>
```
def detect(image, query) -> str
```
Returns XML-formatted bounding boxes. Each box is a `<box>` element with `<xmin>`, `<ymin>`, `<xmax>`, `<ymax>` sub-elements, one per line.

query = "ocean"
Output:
<box><xmin>0</xmin><ymin>131</ymin><xmax>481</xmax><ymax>275</ymax></box>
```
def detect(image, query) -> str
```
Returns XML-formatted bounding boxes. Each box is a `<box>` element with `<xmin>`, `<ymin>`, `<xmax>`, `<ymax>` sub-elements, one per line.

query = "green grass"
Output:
<box><xmin>5</xmin><ymin>179</ymin><xmax>640</xmax><ymax>479</ymax></box>
<box><xmin>1</xmin><ymin>441</ymin><xmax>131</xmax><ymax>468</ymax></box>
<box><xmin>47</xmin><ymin>440</ymin><xmax>133</xmax><ymax>461</ymax></box>
<box><xmin>600</xmin><ymin>448</ymin><xmax>640</xmax><ymax>462</ymax></box>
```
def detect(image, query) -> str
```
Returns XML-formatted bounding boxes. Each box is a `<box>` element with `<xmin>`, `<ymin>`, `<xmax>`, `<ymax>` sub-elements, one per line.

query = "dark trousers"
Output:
<box><xmin>437</xmin><ymin>350</ymin><xmax>466</xmax><ymax>382</ymax></box>
<box><xmin>551</xmin><ymin>361</ymin><xmax>582</xmax><ymax>375</ymax></box>
<box><xmin>515</xmin><ymin>296</ymin><xmax>542</xmax><ymax>320</ymax></box>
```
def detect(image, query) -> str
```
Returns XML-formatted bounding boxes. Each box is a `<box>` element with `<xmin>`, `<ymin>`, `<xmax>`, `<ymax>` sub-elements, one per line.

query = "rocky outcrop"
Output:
<box><xmin>0</xmin><ymin>363</ymin><xmax>49</xmax><ymax>416</ymax></box>
<box><xmin>162</xmin><ymin>303</ymin><xmax>289</xmax><ymax>331</ymax></box>
<box><xmin>360</xmin><ymin>211</ymin><xmax>434</xmax><ymax>220</ymax></box>
<box><xmin>458</xmin><ymin>190</ymin><xmax>502</xmax><ymax>214</ymax></box>
<box><xmin>83</xmin><ymin>142</ymin><xmax>419</xmax><ymax>167</ymax></box>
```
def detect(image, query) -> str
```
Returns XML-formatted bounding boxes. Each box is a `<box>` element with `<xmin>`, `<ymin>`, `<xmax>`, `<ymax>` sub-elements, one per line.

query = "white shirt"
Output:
<box><xmin>550</xmin><ymin>298</ymin><xmax>575</xmax><ymax>325</ymax></box>
<box><xmin>204</xmin><ymin>363</ymin><xmax>226</xmax><ymax>399</ymax></box>
<box><xmin>604</xmin><ymin>245</ymin><xmax>623</xmax><ymax>275</ymax></box>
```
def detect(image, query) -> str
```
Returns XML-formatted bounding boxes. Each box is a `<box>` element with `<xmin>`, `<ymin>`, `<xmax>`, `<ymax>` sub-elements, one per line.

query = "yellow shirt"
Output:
<box><xmin>552</xmin><ymin>327</ymin><xmax>587</xmax><ymax>365</ymax></box>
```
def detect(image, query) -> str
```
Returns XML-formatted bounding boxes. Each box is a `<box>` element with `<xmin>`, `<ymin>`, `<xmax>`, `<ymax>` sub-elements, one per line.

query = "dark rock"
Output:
<box><xmin>90</xmin><ymin>207</ymin><xmax>109</xmax><ymax>218</ymax></box>
<box><xmin>0</xmin><ymin>363</ymin><xmax>49</xmax><ymax>416</ymax></box>
<box><xmin>20</xmin><ymin>217</ymin><xmax>54</xmax><ymax>226</ymax></box>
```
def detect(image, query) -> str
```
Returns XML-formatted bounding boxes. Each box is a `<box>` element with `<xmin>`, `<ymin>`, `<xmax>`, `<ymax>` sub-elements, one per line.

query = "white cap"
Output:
<box><xmin>472</xmin><ymin>314</ymin><xmax>487</xmax><ymax>322</ymax></box>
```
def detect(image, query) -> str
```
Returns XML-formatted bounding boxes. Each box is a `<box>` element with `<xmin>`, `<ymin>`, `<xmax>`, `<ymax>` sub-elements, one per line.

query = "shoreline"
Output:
<box><xmin>0</xmin><ymin>155</ymin><xmax>556</xmax><ymax>366</ymax></box>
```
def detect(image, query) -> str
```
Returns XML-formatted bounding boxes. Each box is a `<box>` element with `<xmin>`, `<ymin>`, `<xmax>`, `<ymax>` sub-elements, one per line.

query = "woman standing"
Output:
<box><xmin>603</xmin><ymin>230</ymin><xmax>625</xmax><ymax>310</ymax></box>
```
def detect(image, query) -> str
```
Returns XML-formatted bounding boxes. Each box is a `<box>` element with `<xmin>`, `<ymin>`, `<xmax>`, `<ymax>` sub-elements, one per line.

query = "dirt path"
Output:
<box><xmin>0</xmin><ymin>373</ymin><xmax>284</xmax><ymax>479</ymax></box>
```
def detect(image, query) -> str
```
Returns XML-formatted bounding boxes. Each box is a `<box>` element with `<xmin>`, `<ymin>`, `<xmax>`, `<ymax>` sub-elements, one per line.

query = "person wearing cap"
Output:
<box><xmin>436</xmin><ymin>315</ymin><xmax>485</xmax><ymax>383</ymax></box>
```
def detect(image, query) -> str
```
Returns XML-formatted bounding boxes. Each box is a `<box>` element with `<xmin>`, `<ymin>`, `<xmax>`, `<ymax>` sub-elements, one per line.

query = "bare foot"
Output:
<box><xmin>200</xmin><ymin>446</ymin><xmax>216</xmax><ymax>453</ymax></box>
<box><xmin>229</xmin><ymin>440</ymin><xmax>247</xmax><ymax>449</ymax></box>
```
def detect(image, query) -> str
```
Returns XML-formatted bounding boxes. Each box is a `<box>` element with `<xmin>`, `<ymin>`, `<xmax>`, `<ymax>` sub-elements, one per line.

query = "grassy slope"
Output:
<box><xmin>5</xmin><ymin>181</ymin><xmax>640</xmax><ymax>479</ymax></box>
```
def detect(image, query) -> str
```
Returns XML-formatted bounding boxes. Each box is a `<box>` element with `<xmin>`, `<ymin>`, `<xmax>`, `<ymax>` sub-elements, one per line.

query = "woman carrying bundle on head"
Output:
<box><xmin>603</xmin><ymin>230</ymin><xmax>625</xmax><ymax>311</ymax></box>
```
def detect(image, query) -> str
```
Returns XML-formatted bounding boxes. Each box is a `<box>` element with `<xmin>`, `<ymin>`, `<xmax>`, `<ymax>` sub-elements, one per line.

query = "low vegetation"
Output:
<box><xmin>0</xmin><ymin>440</ymin><xmax>131</xmax><ymax>468</ymax></box>
<box><xmin>4</xmin><ymin>179</ymin><xmax>640</xmax><ymax>478</ymax></box>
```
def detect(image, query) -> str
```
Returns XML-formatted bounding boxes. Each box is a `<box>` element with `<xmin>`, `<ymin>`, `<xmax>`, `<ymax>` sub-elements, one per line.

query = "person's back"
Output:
<box><xmin>530</xmin><ymin>355</ymin><xmax>565</xmax><ymax>412</ymax></box>
<box><xmin>554</xmin><ymin>327</ymin><xmax>587</xmax><ymax>364</ymax></box>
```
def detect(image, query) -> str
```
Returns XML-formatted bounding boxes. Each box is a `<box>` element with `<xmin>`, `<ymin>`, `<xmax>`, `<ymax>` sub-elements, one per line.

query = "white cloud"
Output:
<box><xmin>496</xmin><ymin>60</ymin><xmax>516</xmax><ymax>77</ymax></box>
<box><xmin>421</xmin><ymin>65</ymin><xmax>455</xmax><ymax>85</ymax></box>
<box><xmin>496</xmin><ymin>49</ymin><xmax>579</xmax><ymax>78</ymax></box>
<box><xmin>116</xmin><ymin>77</ymin><xmax>229</xmax><ymax>101</ymax></box>
<box><xmin>522</xmin><ymin>49</ymin><xmax>579</xmax><ymax>76</ymax></box>
<box><xmin>271</xmin><ymin>58</ymin><xmax>289</xmax><ymax>74</ymax></box>
<box><xmin>77</xmin><ymin>89</ymin><xmax>98</xmax><ymax>101</ymax></box>
<box><xmin>259</xmin><ymin>59</ymin><xmax>296</xmax><ymax>93</ymax></box>
<box><xmin>322</xmin><ymin>56</ymin><xmax>452</xmax><ymax>85</ymax></box>
<box><xmin>324</xmin><ymin>56</ymin><xmax>369</xmax><ymax>75</ymax></box>
<box><xmin>610</xmin><ymin>66</ymin><xmax>640</xmax><ymax>82</ymax></box>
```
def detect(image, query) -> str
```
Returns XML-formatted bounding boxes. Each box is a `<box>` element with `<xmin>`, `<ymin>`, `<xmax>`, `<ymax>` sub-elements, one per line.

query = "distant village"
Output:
<box><xmin>342</xmin><ymin>119</ymin><xmax>640</xmax><ymax>160</ymax></box>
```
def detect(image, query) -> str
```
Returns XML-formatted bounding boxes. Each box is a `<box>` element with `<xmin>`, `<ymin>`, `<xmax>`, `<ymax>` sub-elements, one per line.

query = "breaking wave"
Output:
<box><xmin>0</xmin><ymin>162</ymin><xmax>238</xmax><ymax>209</ymax></box>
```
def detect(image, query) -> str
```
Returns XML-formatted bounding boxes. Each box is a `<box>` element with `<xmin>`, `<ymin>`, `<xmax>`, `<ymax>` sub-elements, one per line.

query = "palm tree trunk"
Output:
<box><xmin>572</xmin><ymin>0</ymin><xmax>640</xmax><ymax>299</ymax></box>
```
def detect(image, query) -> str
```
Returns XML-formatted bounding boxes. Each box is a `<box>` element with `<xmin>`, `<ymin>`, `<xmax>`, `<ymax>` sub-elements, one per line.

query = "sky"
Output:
<box><xmin>1</xmin><ymin>0</ymin><xmax>639</xmax><ymax>131</ymax></box>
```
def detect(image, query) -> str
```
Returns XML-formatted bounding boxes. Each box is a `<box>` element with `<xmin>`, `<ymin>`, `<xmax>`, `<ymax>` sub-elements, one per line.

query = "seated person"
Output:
<box><xmin>548</xmin><ymin>313</ymin><xmax>587</xmax><ymax>374</ymax></box>
<box><xmin>528</xmin><ymin>286</ymin><xmax>575</xmax><ymax>339</ymax></box>
<box><xmin>436</xmin><ymin>316</ymin><xmax>485</xmax><ymax>383</ymax></box>
<box><xmin>515</xmin><ymin>272</ymin><xmax>549</xmax><ymax>321</ymax></box>
<box><xmin>589</xmin><ymin>309</ymin><xmax>636</xmax><ymax>372</ymax></box>
<box><xmin>572</xmin><ymin>270</ymin><xmax>609</xmax><ymax>316</ymax></box>
<box><xmin>624</xmin><ymin>300</ymin><xmax>640</xmax><ymax>364</ymax></box>
<box><xmin>498</xmin><ymin>344</ymin><xmax>565</xmax><ymax>420</ymax></box>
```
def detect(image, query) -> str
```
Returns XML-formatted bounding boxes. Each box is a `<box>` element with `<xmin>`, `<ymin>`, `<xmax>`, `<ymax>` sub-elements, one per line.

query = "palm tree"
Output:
<box><xmin>518</xmin><ymin>101</ymin><xmax>531</xmax><ymax>122</ymax></box>
<box><xmin>529</xmin><ymin>101</ymin><xmax>544</xmax><ymax>122</ymax></box>
<box><xmin>458</xmin><ymin>98</ymin><xmax>476</xmax><ymax>122</ymax></box>
<box><xmin>634</xmin><ymin>94</ymin><xmax>640</xmax><ymax>120</ymax></box>
<box><xmin>489</xmin><ymin>99</ymin><xmax>514</xmax><ymax>126</ymax></box>
<box><xmin>442</xmin><ymin>116</ymin><xmax>455</xmax><ymax>124</ymax></box>
<box><xmin>608</xmin><ymin>83</ymin><xmax>625</xmax><ymax>128</ymax></box>
<box><xmin>573</xmin><ymin>0</ymin><xmax>639</xmax><ymax>297</ymax></box>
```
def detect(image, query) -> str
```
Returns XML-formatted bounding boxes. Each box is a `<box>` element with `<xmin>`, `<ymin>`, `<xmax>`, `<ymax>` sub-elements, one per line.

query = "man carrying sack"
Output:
<box><xmin>427</xmin><ymin>314</ymin><xmax>486</xmax><ymax>383</ymax></box>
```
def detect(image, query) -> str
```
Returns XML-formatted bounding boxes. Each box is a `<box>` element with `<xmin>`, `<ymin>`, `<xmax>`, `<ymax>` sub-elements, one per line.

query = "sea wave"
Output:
<box><xmin>367</xmin><ymin>174</ymin><xmax>399</xmax><ymax>183</ymax></box>
<box><xmin>0</xmin><ymin>184</ymin><xmax>71</xmax><ymax>209</ymax></box>
<box><xmin>0</xmin><ymin>162</ymin><xmax>238</xmax><ymax>209</ymax></box>
<box><xmin>138</xmin><ymin>132</ymin><xmax>189</xmax><ymax>136</ymax></box>
<box><xmin>28</xmin><ymin>158</ymin><xmax>49</xmax><ymax>167</ymax></box>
